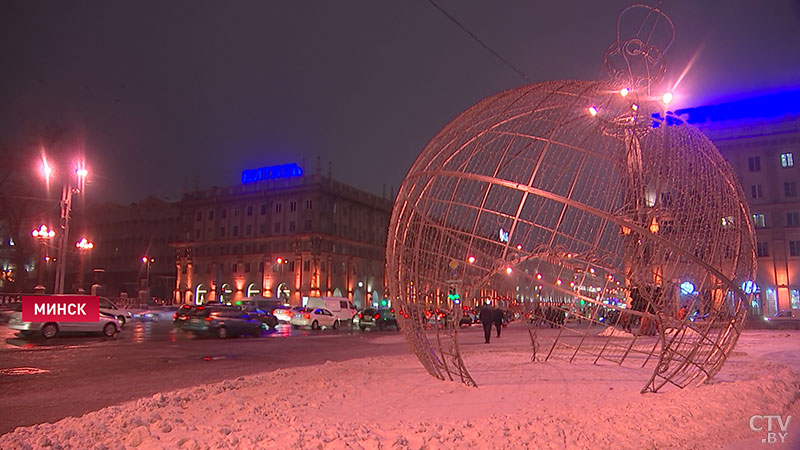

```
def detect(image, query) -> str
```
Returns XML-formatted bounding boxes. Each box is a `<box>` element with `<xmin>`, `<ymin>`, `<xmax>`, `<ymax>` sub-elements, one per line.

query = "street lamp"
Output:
<box><xmin>40</xmin><ymin>157</ymin><xmax>89</xmax><ymax>294</ymax></box>
<box><xmin>142</xmin><ymin>256</ymin><xmax>155</xmax><ymax>287</ymax></box>
<box><xmin>31</xmin><ymin>225</ymin><xmax>55</xmax><ymax>294</ymax></box>
<box><xmin>75</xmin><ymin>237</ymin><xmax>94</xmax><ymax>293</ymax></box>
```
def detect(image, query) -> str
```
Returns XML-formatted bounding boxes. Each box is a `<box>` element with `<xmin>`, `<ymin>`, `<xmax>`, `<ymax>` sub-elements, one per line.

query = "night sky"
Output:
<box><xmin>1</xmin><ymin>1</ymin><xmax>799</xmax><ymax>204</ymax></box>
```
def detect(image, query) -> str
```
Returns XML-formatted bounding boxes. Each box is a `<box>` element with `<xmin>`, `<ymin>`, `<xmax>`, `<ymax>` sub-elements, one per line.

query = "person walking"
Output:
<box><xmin>493</xmin><ymin>307</ymin><xmax>503</xmax><ymax>338</ymax></box>
<box><xmin>479</xmin><ymin>304</ymin><xmax>494</xmax><ymax>343</ymax></box>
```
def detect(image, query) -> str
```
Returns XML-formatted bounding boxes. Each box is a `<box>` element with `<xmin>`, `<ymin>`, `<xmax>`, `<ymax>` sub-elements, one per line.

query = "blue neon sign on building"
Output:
<box><xmin>241</xmin><ymin>163</ymin><xmax>303</xmax><ymax>184</ymax></box>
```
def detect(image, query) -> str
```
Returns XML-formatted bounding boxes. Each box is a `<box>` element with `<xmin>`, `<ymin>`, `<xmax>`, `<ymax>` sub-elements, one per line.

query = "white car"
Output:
<box><xmin>99</xmin><ymin>297</ymin><xmax>134</xmax><ymax>327</ymax></box>
<box><xmin>289</xmin><ymin>308</ymin><xmax>339</xmax><ymax>330</ymax></box>
<box><xmin>274</xmin><ymin>305</ymin><xmax>305</xmax><ymax>323</ymax></box>
<box><xmin>7</xmin><ymin>311</ymin><xmax>121</xmax><ymax>339</ymax></box>
<box><xmin>133</xmin><ymin>305</ymin><xmax>179</xmax><ymax>322</ymax></box>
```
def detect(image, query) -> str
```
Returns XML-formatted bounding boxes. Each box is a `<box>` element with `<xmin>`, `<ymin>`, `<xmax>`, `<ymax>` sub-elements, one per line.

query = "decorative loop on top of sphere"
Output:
<box><xmin>601</xmin><ymin>4</ymin><xmax>675</xmax><ymax>95</ymax></box>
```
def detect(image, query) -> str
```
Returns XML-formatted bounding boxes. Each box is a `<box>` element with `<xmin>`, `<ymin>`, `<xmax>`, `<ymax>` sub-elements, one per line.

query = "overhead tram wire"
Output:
<box><xmin>426</xmin><ymin>0</ymin><xmax>531</xmax><ymax>83</ymax></box>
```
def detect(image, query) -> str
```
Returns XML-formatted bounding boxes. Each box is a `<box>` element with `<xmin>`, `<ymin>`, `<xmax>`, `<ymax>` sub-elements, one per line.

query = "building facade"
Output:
<box><xmin>172</xmin><ymin>170</ymin><xmax>393</xmax><ymax>308</ymax></box>
<box><xmin>680</xmin><ymin>101</ymin><xmax>800</xmax><ymax>316</ymax></box>
<box><xmin>72</xmin><ymin>196</ymin><xmax>181</xmax><ymax>298</ymax></box>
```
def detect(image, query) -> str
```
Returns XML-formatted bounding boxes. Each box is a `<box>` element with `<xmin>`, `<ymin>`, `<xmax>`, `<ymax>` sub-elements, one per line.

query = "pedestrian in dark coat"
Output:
<box><xmin>493</xmin><ymin>308</ymin><xmax>503</xmax><ymax>337</ymax></box>
<box><xmin>479</xmin><ymin>305</ymin><xmax>494</xmax><ymax>343</ymax></box>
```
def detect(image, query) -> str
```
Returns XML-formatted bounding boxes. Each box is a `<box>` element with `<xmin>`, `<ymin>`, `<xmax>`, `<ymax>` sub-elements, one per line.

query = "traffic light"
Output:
<box><xmin>380</xmin><ymin>299</ymin><xmax>387</xmax><ymax>307</ymax></box>
<box><xmin>448</xmin><ymin>287</ymin><xmax>460</xmax><ymax>304</ymax></box>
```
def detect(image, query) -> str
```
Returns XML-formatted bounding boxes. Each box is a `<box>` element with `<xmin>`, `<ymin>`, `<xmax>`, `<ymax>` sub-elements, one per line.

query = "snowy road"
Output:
<box><xmin>1</xmin><ymin>324</ymin><xmax>798</xmax><ymax>449</ymax></box>
<box><xmin>0</xmin><ymin>321</ymin><xmax>408</xmax><ymax>435</ymax></box>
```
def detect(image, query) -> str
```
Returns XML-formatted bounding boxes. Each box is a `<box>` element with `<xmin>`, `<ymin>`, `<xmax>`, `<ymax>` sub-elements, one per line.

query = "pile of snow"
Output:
<box><xmin>2</xmin><ymin>331</ymin><xmax>799</xmax><ymax>449</ymax></box>
<box><xmin>597</xmin><ymin>326</ymin><xmax>634</xmax><ymax>337</ymax></box>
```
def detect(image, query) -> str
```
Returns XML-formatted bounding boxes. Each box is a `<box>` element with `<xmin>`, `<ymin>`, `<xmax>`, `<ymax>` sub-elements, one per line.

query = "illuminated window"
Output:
<box><xmin>753</xmin><ymin>214</ymin><xmax>766</xmax><ymax>228</ymax></box>
<box><xmin>748</xmin><ymin>156</ymin><xmax>761</xmax><ymax>172</ymax></box>
<box><xmin>785</xmin><ymin>182</ymin><xmax>798</xmax><ymax>197</ymax></box>
<box><xmin>792</xmin><ymin>290</ymin><xmax>800</xmax><ymax>309</ymax></box>
<box><xmin>781</xmin><ymin>153</ymin><xmax>794</xmax><ymax>168</ymax></box>
<box><xmin>756</xmin><ymin>242</ymin><xmax>769</xmax><ymax>257</ymax></box>
<box><xmin>750</xmin><ymin>184</ymin><xmax>763</xmax><ymax>199</ymax></box>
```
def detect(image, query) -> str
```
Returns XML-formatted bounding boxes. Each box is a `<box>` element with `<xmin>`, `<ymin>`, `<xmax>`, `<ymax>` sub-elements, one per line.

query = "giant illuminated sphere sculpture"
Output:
<box><xmin>386</xmin><ymin>6</ymin><xmax>756</xmax><ymax>392</ymax></box>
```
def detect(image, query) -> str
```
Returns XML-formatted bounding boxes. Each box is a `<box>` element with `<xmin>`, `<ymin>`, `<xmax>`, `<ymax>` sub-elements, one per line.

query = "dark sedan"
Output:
<box><xmin>173</xmin><ymin>305</ymin><xmax>199</xmax><ymax>328</ymax></box>
<box><xmin>240</xmin><ymin>306</ymin><xmax>279</xmax><ymax>330</ymax></box>
<box><xmin>357</xmin><ymin>308</ymin><xmax>400</xmax><ymax>331</ymax></box>
<box><xmin>184</xmin><ymin>307</ymin><xmax>263</xmax><ymax>338</ymax></box>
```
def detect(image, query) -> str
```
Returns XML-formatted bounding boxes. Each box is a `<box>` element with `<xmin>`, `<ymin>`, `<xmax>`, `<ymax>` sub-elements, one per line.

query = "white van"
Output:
<box><xmin>304</xmin><ymin>297</ymin><xmax>357</xmax><ymax>324</ymax></box>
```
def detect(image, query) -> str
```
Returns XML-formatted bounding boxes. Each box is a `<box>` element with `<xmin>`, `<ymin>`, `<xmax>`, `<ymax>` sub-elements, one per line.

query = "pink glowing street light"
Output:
<box><xmin>31</xmin><ymin>225</ymin><xmax>55</xmax><ymax>293</ymax></box>
<box><xmin>39</xmin><ymin>154</ymin><xmax>90</xmax><ymax>294</ymax></box>
<box><xmin>75</xmin><ymin>238</ymin><xmax>94</xmax><ymax>293</ymax></box>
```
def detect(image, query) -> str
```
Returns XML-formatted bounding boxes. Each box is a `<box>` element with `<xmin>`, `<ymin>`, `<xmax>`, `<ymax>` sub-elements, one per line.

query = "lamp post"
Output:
<box><xmin>31</xmin><ymin>225</ymin><xmax>55</xmax><ymax>294</ymax></box>
<box><xmin>142</xmin><ymin>256</ymin><xmax>154</xmax><ymax>287</ymax></box>
<box><xmin>75</xmin><ymin>238</ymin><xmax>94</xmax><ymax>293</ymax></box>
<box><xmin>41</xmin><ymin>157</ymin><xmax>88</xmax><ymax>295</ymax></box>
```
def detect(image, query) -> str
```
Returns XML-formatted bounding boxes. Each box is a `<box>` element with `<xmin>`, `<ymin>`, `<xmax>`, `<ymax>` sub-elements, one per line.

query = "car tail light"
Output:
<box><xmin>304</xmin><ymin>313</ymin><xmax>310</xmax><ymax>319</ymax></box>
<box><xmin>358</xmin><ymin>313</ymin><xmax>363</xmax><ymax>319</ymax></box>
<box><xmin>374</xmin><ymin>314</ymin><xmax>380</xmax><ymax>320</ymax></box>
<box><xmin>205</xmin><ymin>317</ymin><xmax>212</xmax><ymax>322</ymax></box>
<box><xmin>173</xmin><ymin>314</ymin><xmax>177</xmax><ymax>320</ymax></box>
<box><xmin>404</xmin><ymin>314</ymin><xmax>409</xmax><ymax>319</ymax></box>
<box><xmin>390</xmin><ymin>308</ymin><xmax>394</xmax><ymax>313</ymax></box>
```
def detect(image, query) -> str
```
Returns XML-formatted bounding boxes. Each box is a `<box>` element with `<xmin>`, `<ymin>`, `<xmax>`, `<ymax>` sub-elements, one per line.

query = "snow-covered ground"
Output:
<box><xmin>1</xmin><ymin>327</ymin><xmax>799</xmax><ymax>449</ymax></box>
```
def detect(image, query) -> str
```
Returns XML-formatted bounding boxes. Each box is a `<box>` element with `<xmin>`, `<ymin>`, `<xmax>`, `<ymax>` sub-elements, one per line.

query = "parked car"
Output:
<box><xmin>184</xmin><ymin>307</ymin><xmax>263</xmax><ymax>338</ymax></box>
<box><xmin>290</xmin><ymin>307</ymin><xmax>339</xmax><ymax>330</ymax></box>
<box><xmin>357</xmin><ymin>308</ymin><xmax>399</xmax><ymax>331</ymax></box>
<box><xmin>764</xmin><ymin>310</ymin><xmax>800</xmax><ymax>329</ymax></box>
<box><xmin>99</xmin><ymin>297</ymin><xmax>134</xmax><ymax>327</ymax></box>
<box><xmin>7</xmin><ymin>310</ymin><xmax>121</xmax><ymax>339</ymax></box>
<box><xmin>240</xmin><ymin>306</ymin><xmax>279</xmax><ymax>330</ymax></box>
